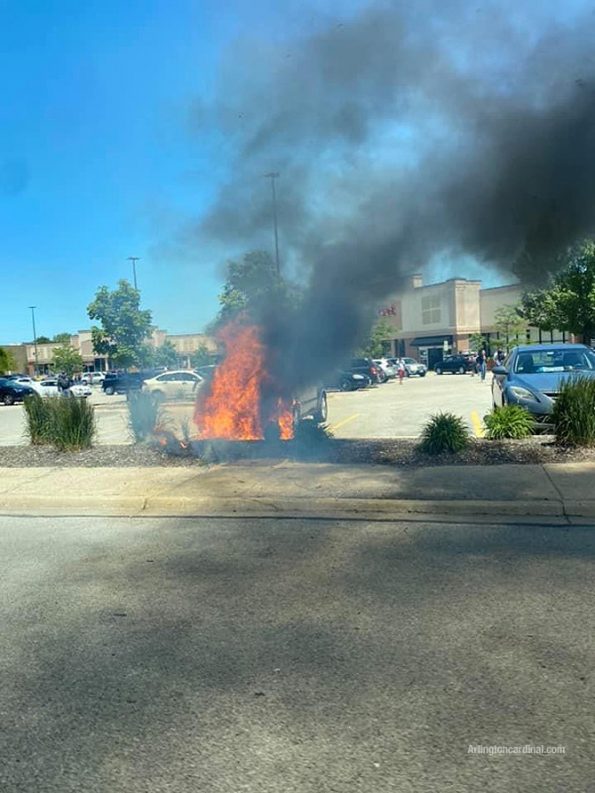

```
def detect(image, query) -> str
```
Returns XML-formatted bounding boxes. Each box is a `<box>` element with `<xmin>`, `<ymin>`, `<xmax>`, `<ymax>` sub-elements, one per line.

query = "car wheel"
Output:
<box><xmin>314</xmin><ymin>392</ymin><xmax>328</xmax><ymax>423</ymax></box>
<box><xmin>419</xmin><ymin>371</ymin><xmax>426</xmax><ymax>378</ymax></box>
<box><xmin>435</xmin><ymin>367</ymin><xmax>442</xmax><ymax>375</ymax></box>
<box><xmin>339</xmin><ymin>378</ymin><xmax>354</xmax><ymax>392</ymax></box>
<box><xmin>2</xmin><ymin>394</ymin><xmax>15</xmax><ymax>406</ymax></box>
<box><xmin>104</xmin><ymin>385</ymin><xmax>115</xmax><ymax>396</ymax></box>
<box><xmin>458</xmin><ymin>366</ymin><xmax>465</xmax><ymax>374</ymax></box>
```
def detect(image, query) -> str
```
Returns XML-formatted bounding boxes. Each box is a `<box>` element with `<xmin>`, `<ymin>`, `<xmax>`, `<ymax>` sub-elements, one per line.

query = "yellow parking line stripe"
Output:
<box><xmin>470</xmin><ymin>410</ymin><xmax>485</xmax><ymax>438</ymax></box>
<box><xmin>329</xmin><ymin>413</ymin><xmax>360</xmax><ymax>433</ymax></box>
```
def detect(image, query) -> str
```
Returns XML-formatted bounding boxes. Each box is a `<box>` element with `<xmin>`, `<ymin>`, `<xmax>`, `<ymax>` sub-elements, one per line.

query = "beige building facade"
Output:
<box><xmin>379</xmin><ymin>275</ymin><xmax>573</xmax><ymax>369</ymax></box>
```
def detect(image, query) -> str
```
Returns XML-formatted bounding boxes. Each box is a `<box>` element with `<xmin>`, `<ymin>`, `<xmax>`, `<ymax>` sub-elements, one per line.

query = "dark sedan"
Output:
<box><xmin>491</xmin><ymin>344</ymin><xmax>595</xmax><ymax>427</ymax></box>
<box><xmin>434</xmin><ymin>355</ymin><xmax>475</xmax><ymax>375</ymax></box>
<box><xmin>0</xmin><ymin>378</ymin><xmax>37</xmax><ymax>406</ymax></box>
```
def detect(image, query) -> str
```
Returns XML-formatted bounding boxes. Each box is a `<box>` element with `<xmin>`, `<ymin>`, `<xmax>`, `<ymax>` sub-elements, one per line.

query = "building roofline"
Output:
<box><xmin>479</xmin><ymin>283</ymin><xmax>520</xmax><ymax>293</ymax></box>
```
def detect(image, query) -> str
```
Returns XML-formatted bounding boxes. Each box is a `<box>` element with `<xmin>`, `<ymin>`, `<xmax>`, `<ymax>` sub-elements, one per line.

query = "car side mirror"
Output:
<box><xmin>492</xmin><ymin>365</ymin><xmax>508</xmax><ymax>375</ymax></box>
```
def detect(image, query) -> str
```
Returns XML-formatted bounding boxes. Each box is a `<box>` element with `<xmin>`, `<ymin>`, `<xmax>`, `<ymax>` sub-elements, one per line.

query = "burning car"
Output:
<box><xmin>193</xmin><ymin>322</ymin><xmax>328</xmax><ymax>442</ymax></box>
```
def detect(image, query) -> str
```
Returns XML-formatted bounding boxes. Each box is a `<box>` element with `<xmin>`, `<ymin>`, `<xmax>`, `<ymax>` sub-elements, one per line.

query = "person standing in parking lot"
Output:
<box><xmin>476</xmin><ymin>348</ymin><xmax>487</xmax><ymax>381</ymax></box>
<box><xmin>57</xmin><ymin>371</ymin><xmax>71</xmax><ymax>394</ymax></box>
<box><xmin>397</xmin><ymin>358</ymin><xmax>406</xmax><ymax>384</ymax></box>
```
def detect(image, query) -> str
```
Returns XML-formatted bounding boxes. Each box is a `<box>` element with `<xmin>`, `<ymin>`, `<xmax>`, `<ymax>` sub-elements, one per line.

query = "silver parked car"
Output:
<box><xmin>491</xmin><ymin>344</ymin><xmax>595</xmax><ymax>428</ymax></box>
<box><xmin>387</xmin><ymin>357</ymin><xmax>427</xmax><ymax>377</ymax></box>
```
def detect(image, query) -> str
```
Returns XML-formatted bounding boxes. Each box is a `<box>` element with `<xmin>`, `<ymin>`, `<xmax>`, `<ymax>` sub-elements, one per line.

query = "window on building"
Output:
<box><xmin>421</xmin><ymin>294</ymin><xmax>441</xmax><ymax>325</ymax></box>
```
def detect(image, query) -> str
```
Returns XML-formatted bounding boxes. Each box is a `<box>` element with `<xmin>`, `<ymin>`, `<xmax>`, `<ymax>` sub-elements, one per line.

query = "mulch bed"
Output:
<box><xmin>1</xmin><ymin>438</ymin><xmax>594</xmax><ymax>467</ymax></box>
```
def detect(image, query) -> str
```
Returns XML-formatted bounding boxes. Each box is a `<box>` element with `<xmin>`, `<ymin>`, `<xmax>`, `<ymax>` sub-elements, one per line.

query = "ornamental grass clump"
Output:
<box><xmin>553</xmin><ymin>376</ymin><xmax>595</xmax><ymax>447</ymax></box>
<box><xmin>292</xmin><ymin>418</ymin><xmax>334</xmax><ymax>446</ymax></box>
<box><xmin>50</xmin><ymin>396</ymin><xmax>96</xmax><ymax>451</ymax></box>
<box><xmin>419</xmin><ymin>412</ymin><xmax>470</xmax><ymax>455</ymax></box>
<box><xmin>127</xmin><ymin>390</ymin><xmax>162</xmax><ymax>443</ymax></box>
<box><xmin>484</xmin><ymin>404</ymin><xmax>535</xmax><ymax>440</ymax></box>
<box><xmin>23</xmin><ymin>395</ymin><xmax>53</xmax><ymax>445</ymax></box>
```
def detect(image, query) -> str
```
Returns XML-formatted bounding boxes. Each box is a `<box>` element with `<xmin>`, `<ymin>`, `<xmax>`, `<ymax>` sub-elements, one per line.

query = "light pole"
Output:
<box><xmin>264</xmin><ymin>172</ymin><xmax>280</xmax><ymax>277</ymax></box>
<box><xmin>28</xmin><ymin>306</ymin><xmax>38</xmax><ymax>375</ymax></box>
<box><xmin>127</xmin><ymin>256</ymin><xmax>140</xmax><ymax>290</ymax></box>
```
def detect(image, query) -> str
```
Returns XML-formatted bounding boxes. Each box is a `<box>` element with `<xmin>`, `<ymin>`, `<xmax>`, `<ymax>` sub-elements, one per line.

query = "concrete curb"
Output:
<box><xmin>0</xmin><ymin>493</ymin><xmax>591</xmax><ymax>520</ymax></box>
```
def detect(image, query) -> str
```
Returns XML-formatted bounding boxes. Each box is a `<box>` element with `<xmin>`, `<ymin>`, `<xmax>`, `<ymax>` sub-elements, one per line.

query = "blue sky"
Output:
<box><xmin>0</xmin><ymin>0</ymin><xmax>302</xmax><ymax>342</ymax></box>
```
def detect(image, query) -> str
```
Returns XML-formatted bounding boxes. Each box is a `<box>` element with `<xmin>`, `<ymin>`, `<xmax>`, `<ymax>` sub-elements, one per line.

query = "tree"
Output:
<box><xmin>153</xmin><ymin>340</ymin><xmax>179</xmax><ymax>368</ymax></box>
<box><xmin>52</xmin><ymin>344</ymin><xmax>84</xmax><ymax>376</ymax></box>
<box><xmin>34</xmin><ymin>336</ymin><xmax>51</xmax><ymax>344</ymax></box>
<box><xmin>190</xmin><ymin>344</ymin><xmax>214</xmax><ymax>369</ymax></box>
<box><xmin>361</xmin><ymin>319</ymin><xmax>394</xmax><ymax>358</ymax></box>
<box><xmin>53</xmin><ymin>332</ymin><xmax>72</xmax><ymax>344</ymax></box>
<box><xmin>0</xmin><ymin>347</ymin><xmax>17</xmax><ymax>374</ymax></box>
<box><xmin>468</xmin><ymin>332</ymin><xmax>487</xmax><ymax>353</ymax></box>
<box><xmin>213</xmin><ymin>250</ymin><xmax>302</xmax><ymax>329</ymax></box>
<box><xmin>521</xmin><ymin>241</ymin><xmax>595</xmax><ymax>343</ymax></box>
<box><xmin>493</xmin><ymin>304</ymin><xmax>527</xmax><ymax>348</ymax></box>
<box><xmin>87</xmin><ymin>280</ymin><xmax>153</xmax><ymax>368</ymax></box>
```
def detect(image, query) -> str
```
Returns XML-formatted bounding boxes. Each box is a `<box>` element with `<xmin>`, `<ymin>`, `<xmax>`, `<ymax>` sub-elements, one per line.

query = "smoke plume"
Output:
<box><xmin>198</xmin><ymin>1</ymin><xmax>595</xmax><ymax>386</ymax></box>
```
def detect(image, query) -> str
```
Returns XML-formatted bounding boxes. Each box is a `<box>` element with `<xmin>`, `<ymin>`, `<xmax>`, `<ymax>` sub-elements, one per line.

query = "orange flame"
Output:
<box><xmin>194</xmin><ymin>322</ymin><xmax>294</xmax><ymax>440</ymax></box>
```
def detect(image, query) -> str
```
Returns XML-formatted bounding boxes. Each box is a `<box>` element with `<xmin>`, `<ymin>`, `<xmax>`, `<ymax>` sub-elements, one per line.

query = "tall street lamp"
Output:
<box><xmin>264</xmin><ymin>172</ymin><xmax>280</xmax><ymax>277</ymax></box>
<box><xmin>127</xmin><ymin>256</ymin><xmax>140</xmax><ymax>290</ymax></box>
<box><xmin>28</xmin><ymin>306</ymin><xmax>38</xmax><ymax>374</ymax></box>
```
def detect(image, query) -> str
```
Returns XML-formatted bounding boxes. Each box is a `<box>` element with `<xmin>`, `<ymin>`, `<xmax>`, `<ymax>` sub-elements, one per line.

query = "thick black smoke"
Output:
<box><xmin>198</xmin><ymin>1</ymin><xmax>595</xmax><ymax>387</ymax></box>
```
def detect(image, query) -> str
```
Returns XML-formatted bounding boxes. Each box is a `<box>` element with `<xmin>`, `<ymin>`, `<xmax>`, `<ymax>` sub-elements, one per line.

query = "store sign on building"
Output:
<box><xmin>378</xmin><ymin>301</ymin><xmax>402</xmax><ymax>328</ymax></box>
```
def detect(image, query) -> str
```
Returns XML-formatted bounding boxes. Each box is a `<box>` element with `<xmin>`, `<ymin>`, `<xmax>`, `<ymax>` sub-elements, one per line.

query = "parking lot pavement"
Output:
<box><xmin>327</xmin><ymin>372</ymin><xmax>493</xmax><ymax>438</ymax></box>
<box><xmin>0</xmin><ymin>376</ymin><xmax>494</xmax><ymax>446</ymax></box>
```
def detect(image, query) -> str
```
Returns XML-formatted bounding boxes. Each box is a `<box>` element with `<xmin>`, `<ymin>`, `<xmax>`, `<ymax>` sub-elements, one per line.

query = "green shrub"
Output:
<box><xmin>23</xmin><ymin>395</ymin><xmax>53</xmax><ymax>445</ymax></box>
<box><xmin>553</xmin><ymin>376</ymin><xmax>595</xmax><ymax>447</ymax></box>
<box><xmin>50</xmin><ymin>396</ymin><xmax>96</xmax><ymax>451</ymax></box>
<box><xmin>484</xmin><ymin>404</ymin><xmax>535</xmax><ymax>440</ymax></box>
<box><xmin>419</xmin><ymin>412</ymin><xmax>470</xmax><ymax>454</ymax></box>
<box><xmin>127</xmin><ymin>390</ymin><xmax>162</xmax><ymax>442</ymax></box>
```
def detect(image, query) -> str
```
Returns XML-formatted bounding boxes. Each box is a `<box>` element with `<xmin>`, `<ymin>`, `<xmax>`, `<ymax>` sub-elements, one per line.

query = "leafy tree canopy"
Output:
<box><xmin>190</xmin><ymin>344</ymin><xmax>214</xmax><ymax>369</ymax></box>
<box><xmin>34</xmin><ymin>336</ymin><xmax>52</xmax><ymax>344</ymax></box>
<box><xmin>493</xmin><ymin>304</ymin><xmax>527</xmax><ymax>346</ymax></box>
<box><xmin>53</xmin><ymin>332</ymin><xmax>72</xmax><ymax>344</ymax></box>
<box><xmin>87</xmin><ymin>280</ymin><xmax>153</xmax><ymax>368</ymax></box>
<box><xmin>0</xmin><ymin>347</ymin><xmax>17</xmax><ymax>374</ymax></box>
<box><xmin>153</xmin><ymin>340</ymin><xmax>179</xmax><ymax>368</ymax></box>
<box><xmin>360</xmin><ymin>318</ymin><xmax>394</xmax><ymax>358</ymax></box>
<box><xmin>213</xmin><ymin>250</ymin><xmax>302</xmax><ymax>329</ymax></box>
<box><xmin>521</xmin><ymin>241</ymin><xmax>595</xmax><ymax>343</ymax></box>
<box><xmin>51</xmin><ymin>344</ymin><xmax>84</xmax><ymax>377</ymax></box>
<box><xmin>468</xmin><ymin>332</ymin><xmax>488</xmax><ymax>353</ymax></box>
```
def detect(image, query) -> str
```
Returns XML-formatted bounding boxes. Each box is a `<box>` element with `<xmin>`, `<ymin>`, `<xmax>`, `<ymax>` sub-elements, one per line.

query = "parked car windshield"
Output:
<box><xmin>513</xmin><ymin>348</ymin><xmax>595</xmax><ymax>374</ymax></box>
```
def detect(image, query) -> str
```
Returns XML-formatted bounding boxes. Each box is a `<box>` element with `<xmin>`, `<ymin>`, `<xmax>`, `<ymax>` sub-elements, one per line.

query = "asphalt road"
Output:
<box><xmin>1</xmin><ymin>514</ymin><xmax>593</xmax><ymax>792</ymax></box>
<box><xmin>0</xmin><ymin>374</ymin><xmax>492</xmax><ymax>446</ymax></box>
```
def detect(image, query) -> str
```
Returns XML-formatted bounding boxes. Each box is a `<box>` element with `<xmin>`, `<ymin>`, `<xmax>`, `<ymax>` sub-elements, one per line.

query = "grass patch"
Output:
<box><xmin>553</xmin><ymin>376</ymin><xmax>595</xmax><ymax>447</ymax></box>
<box><xmin>484</xmin><ymin>404</ymin><xmax>535</xmax><ymax>440</ymax></box>
<box><xmin>128</xmin><ymin>390</ymin><xmax>162</xmax><ymax>443</ymax></box>
<box><xmin>23</xmin><ymin>395</ymin><xmax>53</xmax><ymax>445</ymax></box>
<box><xmin>419</xmin><ymin>412</ymin><xmax>470</xmax><ymax>455</ymax></box>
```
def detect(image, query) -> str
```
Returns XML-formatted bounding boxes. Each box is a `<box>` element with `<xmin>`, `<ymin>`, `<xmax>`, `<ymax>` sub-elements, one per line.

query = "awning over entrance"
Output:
<box><xmin>410</xmin><ymin>335</ymin><xmax>453</xmax><ymax>347</ymax></box>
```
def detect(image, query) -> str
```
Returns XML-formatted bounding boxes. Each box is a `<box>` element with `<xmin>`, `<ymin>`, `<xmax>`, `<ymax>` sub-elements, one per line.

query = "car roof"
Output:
<box><xmin>513</xmin><ymin>343</ymin><xmax>590</xmax><ymax>352</ymax></box>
